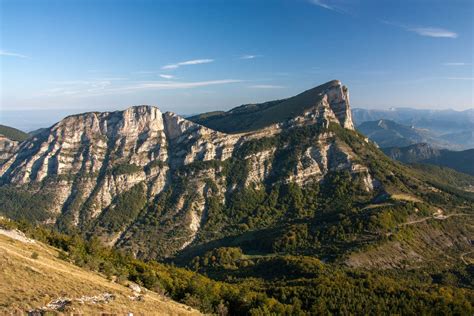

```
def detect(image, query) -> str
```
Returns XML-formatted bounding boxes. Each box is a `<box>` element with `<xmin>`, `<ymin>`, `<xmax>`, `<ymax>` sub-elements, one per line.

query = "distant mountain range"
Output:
<box><xmin>353</xmin><ymin>108</ymin><xmax>474</xmax><ymax>150</ymax></box>
<box><xmin>352</xmin><ymin>107</ymin><xmax>474</xmax><ymax>133</ymax></box>
<box><xmin>357</xmin><ymin>119</ymin><xmax>438</xmax><ymax>148</ymax></box>
<box><xmin>383</xmin><ymin>143</ymin><xmax>474</xmax><ymax>176</ymax></box>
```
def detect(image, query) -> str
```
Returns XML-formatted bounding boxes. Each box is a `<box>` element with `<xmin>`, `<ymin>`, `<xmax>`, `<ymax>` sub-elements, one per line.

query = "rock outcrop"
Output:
<box><xmin>0</xmin><ymin>135</ymin><xmax>19</xmax><ymax>162</ymax></box>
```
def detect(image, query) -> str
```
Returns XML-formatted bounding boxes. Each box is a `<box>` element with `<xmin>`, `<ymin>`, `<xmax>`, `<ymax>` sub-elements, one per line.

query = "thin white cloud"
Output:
<box><xmin>0</xmin><ymin>49</ymin><xmax>29</xmax><ymax>58</ymax></box>
<box><xmin>308</xmin><ymin>0</ymin><xmax>348</xmax><ymax>14</ymax></box>
<box><xmin>130</xmin><ymin>79</ymin><xmax>241</xmax><ymax>90</ymax></box>
<box><xmin>159</xmin><ymin>74</ymin><xmax>175</xmax><ymax>79</ymax></box>
<box><xmin>381</xmin><ymin>21</ymin><xmax>458</xmax><ymax>39</ymax></box>
<box><xmin>240</xmin><ymin>54</ymin><xmax>261</xmax><ymax>60</ymax></box>
<box><xmin>162</xmin><ymin>58</ymin><xmax>214</xmax><ymax>70</ymax></box>
<box><xmin>249</xmin><ymin>85</ymin><xmax>284</xmax><ymax>89</ymax></box>
<box><xmin>443</xmin><ymin>62</ymin><xmax>471</xmax><ymax>66</ymax></box>
<box><xmin>409</xmin><ymin>27</ymin><xmax>458</xmax><ymax>38</ymax></box>
<box><xmin>309</xmin><ymin>0</ymin><xmax>334</xmax><ymax>10</ymax></box>
<box><xmin>41</xmin><ymin>79</ymin><xmax>242</xmax><ymax>97</ymax></box>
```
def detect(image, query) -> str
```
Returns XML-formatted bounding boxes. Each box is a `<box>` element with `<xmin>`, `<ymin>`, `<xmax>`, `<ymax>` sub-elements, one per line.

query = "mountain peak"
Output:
<box><xmin>189</xmin><ymin>80</ymin><xmax>354</xmax><ymax>133</ymax></box>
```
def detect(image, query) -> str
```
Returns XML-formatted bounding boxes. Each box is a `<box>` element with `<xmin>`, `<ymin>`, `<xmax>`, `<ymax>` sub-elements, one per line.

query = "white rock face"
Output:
<box><xmin>325</xmin><ymin>82</ymin><xmax>355</xmax><ymax>130</ymax></box>
<box><xmin>0</xmin><ymin>135</ymin><xmax>19</xmax><ymax>161</ymax></box>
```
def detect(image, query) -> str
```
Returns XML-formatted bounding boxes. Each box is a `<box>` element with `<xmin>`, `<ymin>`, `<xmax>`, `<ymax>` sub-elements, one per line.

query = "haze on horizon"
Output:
<box><xmin>0</xmin><ymin>0</ymin><xmax>473</xmax><ymax>131</ymax></box>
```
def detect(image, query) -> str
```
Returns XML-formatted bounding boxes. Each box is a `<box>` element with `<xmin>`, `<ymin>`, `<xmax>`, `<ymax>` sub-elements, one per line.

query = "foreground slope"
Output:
<box><xmin>0</xmin><ymin>228</ymin><xmax>199</xmax><ymax>315</ymax></box>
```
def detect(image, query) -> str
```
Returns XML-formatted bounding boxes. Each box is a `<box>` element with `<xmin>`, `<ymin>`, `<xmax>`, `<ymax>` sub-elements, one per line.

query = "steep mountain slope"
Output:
<box><xmin>0</xmin><ymin>80</ymin><xmax>472</xmax><ymax>270</ymax></box>
<box><xmin>383</xmin><ymin>143</ymin><xmax>474</xmax><ymax>175</ymax></box>
<box><xmin>189</xmin><ymin>80</ymin><xmax>354</xmax><ymax>133</ymax></box>
<box><xmin>0</xmin><ymin>227</ymin><xmax>199</xmax><ymax>315</ymax></box>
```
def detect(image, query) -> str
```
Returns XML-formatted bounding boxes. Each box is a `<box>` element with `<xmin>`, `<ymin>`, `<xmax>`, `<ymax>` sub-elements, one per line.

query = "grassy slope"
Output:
<box><xmin>0</xmin><ymin>124</ymin><xmax>29</xmax><ymax>142</ymax></box>
<box><xmin>0</xmin><ymin>232</ymin><xmax>199</xmax><ymax>315</ymax></box>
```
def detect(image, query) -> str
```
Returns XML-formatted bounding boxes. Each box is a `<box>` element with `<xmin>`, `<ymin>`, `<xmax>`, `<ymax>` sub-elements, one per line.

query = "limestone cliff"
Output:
<box><xmin>0</xmin><ymin>80</ymin><xmax>376</xmax><ymax>258</ymax></box>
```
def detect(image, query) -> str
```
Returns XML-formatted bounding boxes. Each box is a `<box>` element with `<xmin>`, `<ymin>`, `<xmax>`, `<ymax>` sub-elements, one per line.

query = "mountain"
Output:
<box><xmin>1</xmin><ymin>80</ymin><xmax>473</xmax><ymax>314</ymax></box>
<box><xmin>0</xmin><ymin>224</ymin><xmax>199</xmax><ymax>315</ymax></box>
<box><xmin>188</xmin><ymin>80</ymin><xmax>354</xmax><ymax>132</ymax></box>
<box><xmin>0</xmin><ymin>80</ymin><xmax>472</xmax><ymax>267</ymax></box>
<box><xmin>384</xmin><ymin>143</ymin><xmax>474</xmax><ymax>175</ymax></box>
<box><xmin>357</xmin><ymin>119</ymin><xmax>437</xmax><ymax>148</ymax></box>
<box><xmin>353</xmin><ymin>108</ymin><xmax>474</xmax><ymax>150</ymax></box>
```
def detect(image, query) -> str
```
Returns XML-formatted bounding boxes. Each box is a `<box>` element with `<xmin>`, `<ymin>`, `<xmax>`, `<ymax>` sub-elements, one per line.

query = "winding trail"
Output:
<box><xmin>399</xmin><ymin>213</ymin><xmax>471</xmax><ymax>227</ymax></box>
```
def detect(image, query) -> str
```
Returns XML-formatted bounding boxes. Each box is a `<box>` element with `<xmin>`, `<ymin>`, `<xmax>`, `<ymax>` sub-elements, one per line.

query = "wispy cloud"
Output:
<box><xmin>249</xmin><ymin>84</ymin><xmax>284</xmax><ymax>89</ymax></box>
<box><xmin>129</xmin><ymin>79</ymin><xmax>241</xmax><ymax>90</ymax></box>
<box><xmin>159</xmin><ymin>74</ymin><xmax>175</xmax><ymax>79</ymax></box>
<box><xmin>162</xmin><ymin>58</ymin><xmax>214</xmax><ymax>70</ymax></box>
<box><xmin>240</xmin><ymin>54</ymin><xmax>261</xmax><ymax>60</ymax></box>
<box><xmin>409</xmin><ymin>27</ymin><xmax>458</xmax><ymax>38</ymax></box>
<box><xmin>41</xmin><ymin>79</ymin><xmax>242</xmax><ymax>97</ymax></box>
<box><xmin>309</xmin><ymin>0</ymin><xmax>335</xmax><ymax>10</ymax></box>
<box><xmin>443</xmin><ymin>62</ymin><xmax>471</xmax><ymax>66</ymax></box>
<box><xmin>382</xmin><ymin>21</ymin><xmax>458</xmax><ymax>38</ymax></box>
<box><xmin>0</xmin><ymin>49</ymin><xmax>29</xmax><ymax>58</ymax></box>
<box><xmin>41</xmin><ymin>80</ymin><xmax>114</xmax><ymax>97</ymax></box>
<box><xmin>308</xmin><ymin>0</ymin><xmax>347</xmax><ymax>14</ymax></box>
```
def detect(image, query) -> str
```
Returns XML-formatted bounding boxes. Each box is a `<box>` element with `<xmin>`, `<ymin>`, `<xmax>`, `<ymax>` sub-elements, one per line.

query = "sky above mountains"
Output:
<box><xmin>0</xmin><ymin>0</ymin><xmax>473</xmax><ymax>130</ymax></box>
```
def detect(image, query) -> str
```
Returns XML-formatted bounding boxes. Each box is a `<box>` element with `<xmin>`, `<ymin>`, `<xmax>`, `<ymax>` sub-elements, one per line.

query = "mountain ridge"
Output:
<box><xmin>0</xmin><ymin>80</ymin><xmax>471</xmax><ymax>270</ymax></box>
<box><xmin>0</xmin><ymin>80</ymin><xmax>368</xmax><ymax>259</ymax></box>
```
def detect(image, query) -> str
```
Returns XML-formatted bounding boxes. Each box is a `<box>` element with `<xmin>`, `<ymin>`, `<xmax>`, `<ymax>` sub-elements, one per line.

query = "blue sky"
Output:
<box><xmin>0</xmin><ymin>0</ymin><xmax>473</xmax><ymax>130</ymax></box>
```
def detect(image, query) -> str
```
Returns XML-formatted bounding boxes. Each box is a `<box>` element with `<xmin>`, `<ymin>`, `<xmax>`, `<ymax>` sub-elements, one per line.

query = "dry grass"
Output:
<box><xmin>390</xmin><ymin>193</ymin><xmax>422</xmax><ymax>203</ymax></box>
<box><xmin>0</xmin><ymin>233</ymin><xmax>201</xmax><ymax>315</ymax></box>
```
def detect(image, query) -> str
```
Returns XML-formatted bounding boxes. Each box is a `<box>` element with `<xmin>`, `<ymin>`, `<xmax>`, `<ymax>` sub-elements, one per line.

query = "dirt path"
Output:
<box><xmin>399</xmin><ymin>213</ymin><xmax>471</xmax><ymax>227</ymax></box>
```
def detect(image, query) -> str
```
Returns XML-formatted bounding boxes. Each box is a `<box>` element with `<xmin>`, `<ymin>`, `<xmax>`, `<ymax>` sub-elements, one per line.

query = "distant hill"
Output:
<box><xmin>383</xmin><ymin>143</ymin><xmax>474</xmax><ymax>175</ymax></box>
<box><xmin>0</xmin><ymin>124</ymin><xmax>29</xmax><ymax>142</ymax></box>
<box><xmin>28</xmin><ymin>128</ymin><xmax>48</xmax><ymax>137</ymax></box>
